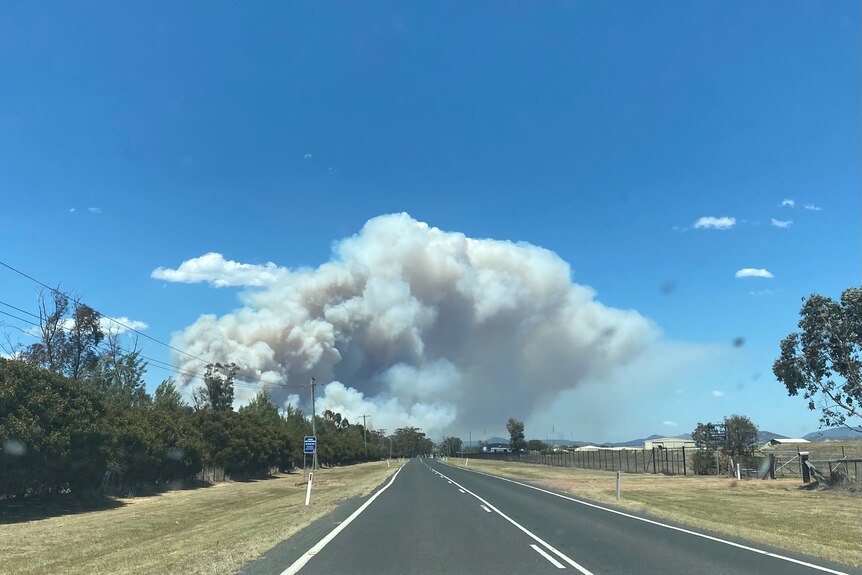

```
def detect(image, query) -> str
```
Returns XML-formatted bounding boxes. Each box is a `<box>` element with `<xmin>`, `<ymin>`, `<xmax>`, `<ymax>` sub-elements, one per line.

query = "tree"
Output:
<box><xmin>193</xmin><ymin>362</ymin><xmax>238</xmax><ymax>412</ymax></box>
<box><xmin>526</xmin><ymin>439</ymin><xmax>549</xmax><ymax>452</ymax></box>
<box><xmin>0</xmin><ymin>358</ymin><xmax>107</xmax><ymax>497</ymax></box>
<box><xmin>65</xmin><ymin>302</ymin><xmax>104</xmax><ymax>381</ymax></box>
<box><xmin>506</xmin><ymin>418</ymin><xmax>527</xmax><ymax>452</ymax></box>
<box><xmin>153</xmin><ymin>377</ymin><xmax>189</xmax><ymax>413</ymax></box>
<box><xmin>22</xmin><ymin>289</ymin><xmax>70</xmax><ymax>373</ymax></box>
<box><xmin>724</xmin><ymin>414</ymin><xmax>758</xmax><ymax>459</ymax></box>
<box><xmin>391</xmin><ymin>427</ymin><xmax>433</xmax><ymax>457</ymax></box>
<box><xmin>239</xmin><ymin>390</ymin><xmax>281</xmax><ymax>425</ymax></box>
<box><xmin>773</xmin><ymin>287</ymin><xmax>862</xmax><ymax>432</ymax></box>
<box><xmin>441</xmin><ymin>436</ymin><xmax>463</xmax><ymax>456</ymax></box>
<box><xmin>92</xmin><ymin>333</ymin><xmax>150</xmax><ymax>407</ymax></box>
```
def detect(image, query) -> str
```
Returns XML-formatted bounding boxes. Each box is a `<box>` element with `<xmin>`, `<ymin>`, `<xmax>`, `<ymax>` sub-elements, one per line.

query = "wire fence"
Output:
<box><xmin>468</xmin><ymin>447</ymin><xmax>696</xmax><ymax>475</ymax></box>
<box><xmin>466</xmin><ymin>446</ymin><xmax>862</xmax><ymax>482</ymax></box>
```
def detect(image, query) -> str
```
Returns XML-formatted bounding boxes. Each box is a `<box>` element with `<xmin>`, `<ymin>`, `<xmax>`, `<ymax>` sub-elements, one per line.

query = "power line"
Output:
<box><xmin>0</xmin><ymin>259</ymin><xmax>212</xmax><ymax>365</ymax></box>
<box><xmin>0</xmin><ymin>300</ymin><xmax>40</xmax><ymax>320</ymax></box>
<box><xmin>0</xmin><ymin>308</ymin><xmax>35</xmax><ymax>325</ymax></box>
<box><xmin>0</xmin><ymin>294</ymin><xmax>306</xmax><ymax>391</ymax></box>
<box><xmin>0</xmin><ymin>262</ymin><xmax>307</xmax><ymax>390</ymax></box>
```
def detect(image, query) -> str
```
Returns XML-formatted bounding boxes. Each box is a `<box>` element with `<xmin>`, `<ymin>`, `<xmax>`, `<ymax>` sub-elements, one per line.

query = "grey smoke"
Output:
<box><xmin>160</xmin><ymin>214</ymin><xmax>658</xmax><ymax>434</ymax></box>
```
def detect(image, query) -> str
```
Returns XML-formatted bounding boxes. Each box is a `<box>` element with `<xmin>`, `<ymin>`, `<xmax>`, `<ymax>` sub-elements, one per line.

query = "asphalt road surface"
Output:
<box><xmin>245</xmin><ymin>458</ymin><xmax>861</xmax><ymax>575</ymax></box>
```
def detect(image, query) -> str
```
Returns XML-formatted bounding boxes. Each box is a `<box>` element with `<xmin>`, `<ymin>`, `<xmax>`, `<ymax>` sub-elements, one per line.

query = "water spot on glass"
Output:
<box><xmin>661</xmin><ymin>281</ymin><xmax>676</xmax><ymax>295</ymax></box>
<box><xmin>732</xmin><ymin>337</ymin><xmax>745</xmax><ymax>348</ymax></box>
<box><xmin>2</xmin><ymin>438</ymin><xmax>26</xmax><ymax>456</ymax></box>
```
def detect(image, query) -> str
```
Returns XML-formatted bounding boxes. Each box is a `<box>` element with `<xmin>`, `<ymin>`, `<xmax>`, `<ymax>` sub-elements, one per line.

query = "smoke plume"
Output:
<box><xmin>159</xmin><ymin>214</ymin><xmax>659</xmax><ymax>434</ymax></box>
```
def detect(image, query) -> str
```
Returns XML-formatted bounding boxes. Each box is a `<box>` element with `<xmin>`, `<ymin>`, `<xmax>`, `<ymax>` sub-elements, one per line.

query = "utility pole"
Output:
<box><xmin>310</xmin><ymin>377</ymin><xmax>319</xmax><ymax>470</ymax></box>
<box><xmin>469</xmin><ymin>430</ymin><xmax>472</xmax><ymax>453</ymax></box>
<box><xmin>361</xmin><ymin>414</ymin><xmax>369</xmax><ymax>451</ymax></box>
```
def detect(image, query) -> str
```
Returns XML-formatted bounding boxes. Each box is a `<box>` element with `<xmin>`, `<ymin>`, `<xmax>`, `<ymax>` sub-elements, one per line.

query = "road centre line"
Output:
<box><xmin>442</xmin><ymin>462</ymin><xmax>853</xmax><ymax>575</ymax></box>
<box><xmin>427</xmin><ymin>463</ymin><xmax>593</xmax><ymax>575</ymax></box>
<box><xmin>532</xmin><ymin>544</ymin><xmax>566</xmax><ymax>569</ymax></box>
<box><xmin>280</xmin><ymin>464</ymin><xmax>405</xmax><ymax>575</ymax></box>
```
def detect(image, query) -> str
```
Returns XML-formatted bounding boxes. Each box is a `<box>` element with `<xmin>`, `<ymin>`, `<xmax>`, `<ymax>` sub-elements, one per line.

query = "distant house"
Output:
<box><xmin>643</xmin><ymin>437</ymin><xmax>697</xmax><ymax>450</ymax></box>
<box><xmin>766</xmin><ymin>438</ymin><xmax>810</xmax><ymax>447</ymax></box>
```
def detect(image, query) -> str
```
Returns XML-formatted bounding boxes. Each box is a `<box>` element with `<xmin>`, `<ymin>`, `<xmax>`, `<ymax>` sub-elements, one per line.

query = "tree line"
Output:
<box><xmin>0</xmin><ymin>292</ymin><xmax>435</xmax><ymax>499</ymax></box>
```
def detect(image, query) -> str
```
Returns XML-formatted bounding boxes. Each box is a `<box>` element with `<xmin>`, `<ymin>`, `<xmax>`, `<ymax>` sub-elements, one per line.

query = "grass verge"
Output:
<box><xmin>452</xmin><ymin>458</ymin><xmax>862</xmax><ymax>568</ymax></box>
<box><xmin>0</xmin><ymin>462</ymin><xmax>398</xmax><ymax>575</ymax></box>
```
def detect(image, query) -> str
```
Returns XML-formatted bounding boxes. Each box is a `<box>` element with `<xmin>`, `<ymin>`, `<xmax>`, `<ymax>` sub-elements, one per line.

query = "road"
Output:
<box><xmin>246</xmin><ymin>458</ymin><xmax>860</xmax><ymax>575</ymax></box>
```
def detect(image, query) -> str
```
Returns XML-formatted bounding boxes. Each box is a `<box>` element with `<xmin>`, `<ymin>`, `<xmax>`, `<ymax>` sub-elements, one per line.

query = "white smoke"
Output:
<box><xmin>160</xmin><ymin>213</ymin><xmax>659</xmax><ymax>435</ymax></box>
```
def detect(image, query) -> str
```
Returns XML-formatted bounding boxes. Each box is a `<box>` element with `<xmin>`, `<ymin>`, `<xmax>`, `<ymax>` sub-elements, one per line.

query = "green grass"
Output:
<box><xmin>454</xmin><ymin>458</ymin><xmax>862</xmax><ymax>568</ymax></box>
<box><xmin>0</xmin><ymin>462</ymin><xmax>398</xmax><ymax>575</ymax></box>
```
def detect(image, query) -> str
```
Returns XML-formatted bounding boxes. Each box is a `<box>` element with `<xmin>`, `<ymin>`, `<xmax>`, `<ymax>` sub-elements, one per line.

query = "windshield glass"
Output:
<box><xmin>1</xmin><ymin>3</ymin><xmax>860</xmax><ymax>575</ymax></box>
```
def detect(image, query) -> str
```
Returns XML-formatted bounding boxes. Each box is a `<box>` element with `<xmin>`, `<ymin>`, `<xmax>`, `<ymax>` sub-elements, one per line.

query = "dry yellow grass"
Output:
<box><xmin>0</xmin><ymin>462</ymin><xmax>398</xmax><ymax>575</ymax></box>
<box><xmin>454</xmin><ymin>458</ymin><xmax>862</xmax><ymax>568</ymax></box>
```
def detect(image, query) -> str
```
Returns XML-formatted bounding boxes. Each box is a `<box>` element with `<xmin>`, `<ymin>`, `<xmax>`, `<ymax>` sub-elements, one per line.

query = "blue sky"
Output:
<box><xmin>1</xmin><ymin>1</ymin><xmax>859</xmax><ymax>441</ymax></box>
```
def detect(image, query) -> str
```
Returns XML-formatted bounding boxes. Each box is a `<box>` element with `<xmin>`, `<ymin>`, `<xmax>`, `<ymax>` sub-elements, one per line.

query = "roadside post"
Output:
<box><xmin>736</xmin><ymin>463</ymin><xmax>741</xmax><ymax>480</ymax></box>
<box><xmin>616</xmin><ymin>471</ymin><xmax>621</xmax><ymax>500</ymax></box>
<box><xmin>305</xmin><ymin>472</ymin><xmax>314</xmax><ymax>506</ymax></box>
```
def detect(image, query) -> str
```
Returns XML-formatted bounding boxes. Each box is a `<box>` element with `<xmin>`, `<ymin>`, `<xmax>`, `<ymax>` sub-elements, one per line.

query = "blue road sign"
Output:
<box><xmin>304</xmin><ymin>435</ymin><xmax>317</xmax><ymax>454</ymax></box>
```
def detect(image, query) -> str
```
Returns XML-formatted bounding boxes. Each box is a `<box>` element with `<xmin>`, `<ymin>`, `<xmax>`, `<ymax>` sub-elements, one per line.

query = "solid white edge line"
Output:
<box><xmin>426</xmin><ymin>462</ymin><xmax>593</xmax><ymax>575</ymax></box>
<box><xmin>279</xmin><ymin>464</ymin><xmax>405</xmax><ymax>575</ymax></box>
<box><xmin>443</xmin><ymin>462</ymin><xmax>854</xmax><ymax>575</ymax></box>
<box><xmin>532</xmin><ymin>544</ymin><xmax>566</xmax><ymax>569</ymax></box>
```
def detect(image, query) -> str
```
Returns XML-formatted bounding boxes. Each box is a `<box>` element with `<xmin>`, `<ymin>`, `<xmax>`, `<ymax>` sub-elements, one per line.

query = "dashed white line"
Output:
<box><xmin>428</xmin><ymin>464</ymin><xmax>593</xmax><ymax>575</ymax></box>
<box><xmin>458</xmin><ymin>489</ymin><xmax>465</xmax><ymax>493</ymax></box>
<box><xmin>480</xmin><ymin>504</ymin><xmax>492</xmax><ymax>513</ymax></box>
<box><xmin>532</xmin><ymin>544</ymin><xmax>566</xmax><ymax>569</ymax></box>
<box><xmin>444</xmin><ymin>463</ymin><xmax>854</xmax><ymax>575</ymax></box>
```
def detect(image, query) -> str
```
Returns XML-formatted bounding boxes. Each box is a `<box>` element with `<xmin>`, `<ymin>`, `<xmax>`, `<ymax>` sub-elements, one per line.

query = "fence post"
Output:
<box><xmin>682</xmin><ymin>446</ymin><xmax>687</xmax><ymax>476</ymax></box>
<box><xmin>652</xmin><ymin>448</ymin><xmax>657</xmax><ymax>474</ymax></box>
<box><xmin>800</xmin><ymin>452</ymin><xmax>810</xmax><ymax>483</ymax></box>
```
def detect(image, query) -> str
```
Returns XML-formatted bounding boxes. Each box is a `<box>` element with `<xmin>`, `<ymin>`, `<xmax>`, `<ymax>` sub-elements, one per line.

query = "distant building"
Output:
<box><xmin>574</xmin><ymin>445</ymin><xmax>601</xmax><ymax>451</ymax></box>
<box><xmin>766</xmin><ymin>438</ymin><xmax>810</xmax><ymax>446</ymax></box>
<box><xmin>643</xmin><ymin>437</ymin><xmax>697</xmax><ymax>450</ymax></box>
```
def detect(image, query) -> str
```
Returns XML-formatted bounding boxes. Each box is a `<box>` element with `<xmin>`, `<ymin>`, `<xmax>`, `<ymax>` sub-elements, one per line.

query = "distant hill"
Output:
<box><xmin>757</xmin><ymin>430</ymin><xmax>787</xmax><ymax>443</ymax></box>
<box><xmin>803</xmin><ymin>427</ymin><xmax>862</xmax><ymax>441</ymax></box>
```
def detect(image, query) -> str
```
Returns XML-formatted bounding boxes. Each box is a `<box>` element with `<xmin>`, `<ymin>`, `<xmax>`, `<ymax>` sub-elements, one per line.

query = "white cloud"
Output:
<box><xmin>88</xmin><ymin>207</ymin><xmax>102</xmax><ymax>214</ymax></box>
<box><xmin>749</xmin><ymin>289</ymin><xmax>774</xmax><ymax>296</ymax></box>
<box><xmin>712</xmin><ymin>390</ymin><xmax>725</xmax><ymax>397</ymax></box>
<box><xmin>662</xmin><ymin>420</ymin><xmax>678</xmax><ymax>427</ymax></box>
<box><xmin>69</xmin><ymin>208</ymin><xmax>76</xmax><ymax>213</ymax></box>
<box><xmin>100</xmin><ymin>316</ymin><xmax>149</xmax><ymax>335</ymax></box>
<box><xmin>693</xmin><ymin>216</ymin><xmax>735</xmax><ymax>230</ymax></box>
<box><xmin>770</xmin><ymin>218</ymin><xmax>792</xmax><ymax>229</ymax></box>
<box><xmin>166</xmin><ymin>213</ymin><xmax>663</xmax><ymax>434</ymax></box>
<box><xmin>735</xmin><ymin>268</ymin><xmax>774</xmax><ymax>279</ymax></box>
<box><xmin>303</xmin><ymin>153</ymin><xmax>313</xmax><ymax>160</ymax></box>
<box><xmin>804</xmin><ymin>204</ymin><xmax>822</xmax><ymax>212</ymax></box>
<box><xmin>780</xmin><ymin>199</ymin><xmax>795</xmax><ymax>208</ymax></box>
<box><xmin>151</xmin><ymin>252</ymin><xmax>287</xmax><ymax>288</ymax></box>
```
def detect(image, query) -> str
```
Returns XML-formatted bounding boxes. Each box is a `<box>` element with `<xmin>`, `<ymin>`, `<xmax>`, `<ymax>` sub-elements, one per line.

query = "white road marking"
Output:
<box><xmin>428</xmin><ymin>464</ymin><xmax>593</xmax><ymax>575</ymax></box>
<box><xmin>480</xmin><ymin>504</ymin><xmax>492</xmax><ymax>513</ymax></box>
<box><xmin>279</xmin><ymin>465</ymin><xmax>405</xmax><ymax>575</ymax></box>
<box><xmin>458</xmin><ymin>489</ymin><xmax>465</xmax><ymax>493</ymax></box>
<box><xmin>532</xmin><ymin>544</ymin><xmax>566</xmax><ymax>569</ymax></box>
<box><xmin>446</xmin><ymin>463</ymin><xmax>854</xmax><ymax>575</ymax></box>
